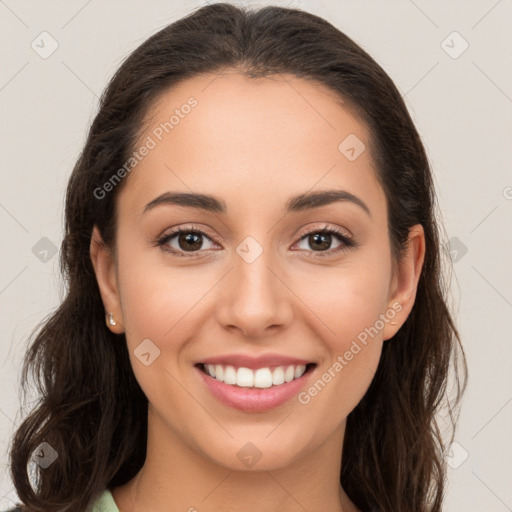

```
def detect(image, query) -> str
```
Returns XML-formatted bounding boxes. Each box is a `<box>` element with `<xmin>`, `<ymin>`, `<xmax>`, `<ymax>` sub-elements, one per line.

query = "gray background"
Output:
<box><xmin>1</xmin><ymin>0</ymin><xmax>511</xmax><ymax>510</ymax></box>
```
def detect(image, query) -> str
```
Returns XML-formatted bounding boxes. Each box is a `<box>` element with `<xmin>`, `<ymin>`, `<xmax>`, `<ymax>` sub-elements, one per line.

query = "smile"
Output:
<box><xmin>199</xmin><ymin>362</ymin><xmax>314</xmax><ymax>388</ymax></box>
<box><xmin>195</xmin><ymin>362</ymin><xmax>317</xmax><ymax>413</ymax></box>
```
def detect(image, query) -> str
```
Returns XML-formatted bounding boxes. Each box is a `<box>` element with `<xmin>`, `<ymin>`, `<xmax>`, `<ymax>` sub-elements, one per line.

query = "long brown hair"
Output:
<box><xmin>8</xmin><ymin>4</ymin><xmax>467</xmax><ymax>511</ymax></box>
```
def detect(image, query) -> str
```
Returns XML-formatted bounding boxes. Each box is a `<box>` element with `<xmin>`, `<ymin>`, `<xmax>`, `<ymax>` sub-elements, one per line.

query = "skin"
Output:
<box><xmin>90</xmin><ymin>71</ymin><xmax>425</xmax><ymax>512</ymax></box>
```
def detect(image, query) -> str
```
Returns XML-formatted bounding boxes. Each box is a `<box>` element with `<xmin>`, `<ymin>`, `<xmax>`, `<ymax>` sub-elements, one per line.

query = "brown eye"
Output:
<box><xmin>293</xmin><ymin>226</ymin><xmax>357</xmax><ymax>257</ymax></box>
<box><xmin>157</xmin><ymin>226</ymin><xmax>219</xmax><ymax>258</ymax></box>
<box><xmin>176</xmin><ymin>232</ymin><xmax>203</xmax><ymax>252</ymax></box>
<box><xmin>306</xmin><ymin>232</ymin><xmax>333</xmax><ymax>252</ymax></box>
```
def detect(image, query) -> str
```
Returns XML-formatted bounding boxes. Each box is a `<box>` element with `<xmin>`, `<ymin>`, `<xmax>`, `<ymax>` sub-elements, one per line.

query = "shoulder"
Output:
<box><xmin>90</xmin><ymin>489</ymin><xmax>119</xmax><ymax>512</ymax></box>
<box><xmin>2</xmin><ymin>507</ymin><xmax>23</xmax><ymax>512</ymax></box>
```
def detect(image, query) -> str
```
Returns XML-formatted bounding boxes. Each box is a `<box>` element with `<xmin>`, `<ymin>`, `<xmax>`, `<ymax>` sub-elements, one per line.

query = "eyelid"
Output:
<box><xmin>294</xmin><ymin>223</ymin><xmax>352</xmax><ymax>242</ymax></box>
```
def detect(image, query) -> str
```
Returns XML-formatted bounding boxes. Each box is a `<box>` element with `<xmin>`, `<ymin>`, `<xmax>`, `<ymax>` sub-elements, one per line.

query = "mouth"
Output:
<box><xmin>194</xmin><ymin>362</ymin><xmax>318</xmax><ymax>413</ymax></box>
<box><xmin>195</xmin><ymin>362</ymin><xmax>317</xmax><ymax>388</ymax></box>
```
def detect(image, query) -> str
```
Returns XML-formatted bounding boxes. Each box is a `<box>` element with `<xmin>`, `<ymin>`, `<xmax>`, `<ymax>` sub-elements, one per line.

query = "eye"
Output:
<box><xmin>155</xmin><ymin>223</ymin><xmax>358</xmax><ymax>259</ymax></box>
<box><xmin>156</xmin><ymin>225</ymin><xmax>219</xmax><ymax>258</ymax></box>
<box><xmin>292</xmin><ymin>225</ymin><xmax>357</xmax><ymax>258</ymax></box>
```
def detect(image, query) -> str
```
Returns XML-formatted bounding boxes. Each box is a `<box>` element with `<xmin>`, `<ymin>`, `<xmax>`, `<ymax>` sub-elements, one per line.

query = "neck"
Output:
<box><xmin>112</xmin><ymin>406</ymin><xmax>359</xmax><ymax>512</ymax></box>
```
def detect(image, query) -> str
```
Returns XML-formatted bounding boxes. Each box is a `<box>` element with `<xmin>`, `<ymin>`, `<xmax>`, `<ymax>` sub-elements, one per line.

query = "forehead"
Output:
<box><xmin>118</xmin><ymin>71</ymin><xmax>386</xmax><ymax>223</ymax></box>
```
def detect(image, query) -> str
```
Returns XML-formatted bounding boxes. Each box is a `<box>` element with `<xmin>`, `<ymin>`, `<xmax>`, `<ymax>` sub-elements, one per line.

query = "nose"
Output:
<box><xmin>215</xmin><ymin>244</ymin><xmax>293</xmax><ymax>339</ymax></box>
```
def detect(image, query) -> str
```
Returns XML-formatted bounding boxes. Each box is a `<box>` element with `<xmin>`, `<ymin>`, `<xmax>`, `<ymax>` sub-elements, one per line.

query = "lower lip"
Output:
<box><xmin>195</xmin><ymin>364</ymin><xmax>315</xmax><ymax>413</ymax></box>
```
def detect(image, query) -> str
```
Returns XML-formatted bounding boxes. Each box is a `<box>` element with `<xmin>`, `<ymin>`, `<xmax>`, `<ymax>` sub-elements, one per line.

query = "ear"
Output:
<box><xmin>382</xmin><ymin>224</ymin><xmax>426</xmax><ymax>341</ymax></box>
<box><xmin>90</xmin><ymin>225</ymin><xmax>124</xmax><ymax>333</ymax></box>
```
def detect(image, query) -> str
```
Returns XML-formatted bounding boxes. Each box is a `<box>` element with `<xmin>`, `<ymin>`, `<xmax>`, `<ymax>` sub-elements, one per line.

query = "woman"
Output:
<box><xmin>6</xmin><ymin>3</ymin><xmax>467</xmax><ymax>511</ymax></box>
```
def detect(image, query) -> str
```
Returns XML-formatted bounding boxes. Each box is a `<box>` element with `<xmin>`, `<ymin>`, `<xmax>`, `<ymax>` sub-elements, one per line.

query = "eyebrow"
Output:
<box><xmin>143</xmin><ymin>189</ymin><xmax>371</xmax><ymax>218</ymax></box>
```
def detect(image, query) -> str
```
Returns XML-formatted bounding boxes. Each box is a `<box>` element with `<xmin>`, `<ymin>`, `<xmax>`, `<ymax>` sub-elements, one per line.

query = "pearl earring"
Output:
<box><xmin>106</xmin><ymin>312</ymin><xmax>117</xmax><ymax>327</ymax></box>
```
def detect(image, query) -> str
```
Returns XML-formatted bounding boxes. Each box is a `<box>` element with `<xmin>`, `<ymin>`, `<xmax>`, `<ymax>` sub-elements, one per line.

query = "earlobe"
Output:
<box><xmin>90</xmin><ymin>225</ymin><xmax>124</xmax><ymax>333</ymax></box>
<box><xmin>382</xmin><ymin>224</ymin><xmax>426</xmax><ymax>341</ymax></box>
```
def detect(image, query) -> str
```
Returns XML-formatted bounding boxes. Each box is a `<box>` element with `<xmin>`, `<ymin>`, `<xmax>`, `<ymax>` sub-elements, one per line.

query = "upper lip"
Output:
<box><xmin>196</xmin><ymin>353</ymin><xmax>315</xmax><ymax>370</ymax></box>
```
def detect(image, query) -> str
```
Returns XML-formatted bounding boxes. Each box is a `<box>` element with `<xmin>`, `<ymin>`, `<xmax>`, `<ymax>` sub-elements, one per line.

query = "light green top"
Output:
<box><xmin>90</xmin><ymin>489</ymin><xmax>119</xmax><ymax>512</ymax></box>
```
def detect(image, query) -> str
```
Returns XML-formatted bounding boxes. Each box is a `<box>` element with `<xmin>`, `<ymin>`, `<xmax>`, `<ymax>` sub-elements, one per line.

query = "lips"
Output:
<box><xmin>193</xmin><ymin>353</ymin><xmax>318</xmax><ymax>412</ymax></box>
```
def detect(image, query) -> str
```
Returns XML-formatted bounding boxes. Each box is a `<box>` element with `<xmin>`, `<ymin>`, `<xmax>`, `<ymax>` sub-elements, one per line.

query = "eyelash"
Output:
<box><xmin>155</xmin><ymin>223</ymin><xmax>358</xmax><ymax>259</ymax></box>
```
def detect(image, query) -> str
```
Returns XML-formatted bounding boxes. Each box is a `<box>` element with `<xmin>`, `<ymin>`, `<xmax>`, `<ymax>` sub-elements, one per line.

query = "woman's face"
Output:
<box><xmin>92</xmin><ymin>71</ymin><xmax>424</xmax><ymax>471</ymax></box>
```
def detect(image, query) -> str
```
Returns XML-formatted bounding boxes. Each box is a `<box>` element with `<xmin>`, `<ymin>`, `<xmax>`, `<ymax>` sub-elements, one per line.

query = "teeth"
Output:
<box><xmin>223</xmin><ymin>365</ymin><xmax>237</xmax><ymax>385</ymax></box>
<box><xmin>272</xmin><ymin>366</ymin><xmax>285</xmax><ymax>385</ymax></box>
<box><xmin>215</xmin><ymin>364</ymin><xmax>224</xmax><ymax>382</ymax></box>
<box><xmin>284</xmin><ymin>365</ymin><xmax>295</xmax><ymax>383</ymax></box>
<box><xmin>203</xmin><ymin>363</ymin><xmax>308</xmax><ymax>388</ymax></box>
<box><xmin>237</xmin><ymin>367</ymin><xmax>254</xmax><ymax>387</ymax></box>
<box><xmin>254</xmin><ymin>368</ymin><xmax>273</xmax><ymax>388</ymax></box>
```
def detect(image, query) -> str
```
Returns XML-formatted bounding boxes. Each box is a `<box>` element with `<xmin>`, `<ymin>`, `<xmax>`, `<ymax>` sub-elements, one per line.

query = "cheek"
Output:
<box><xmin>294</xmin><ymin>257</ymin><xmax>390</xmax><ymax>412</ymax></box>
<box><xmin>116</xmin><ymin>257</ymin><xmax>210</xmax><ymax>410</ymax></box>
<box><xmin>115</xmin><ymin>237</ymin><xmax>213</xmax><ymax>356</ymax></box>
<box><xmin>297</xmin><ymin>279</ymin><xmax>386</xmax><ymax>428</ymax></box>
<box><xmin>296</xmin><ymin>259</ymin><xmax>392</xmax><ymax>345</ymax></box>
